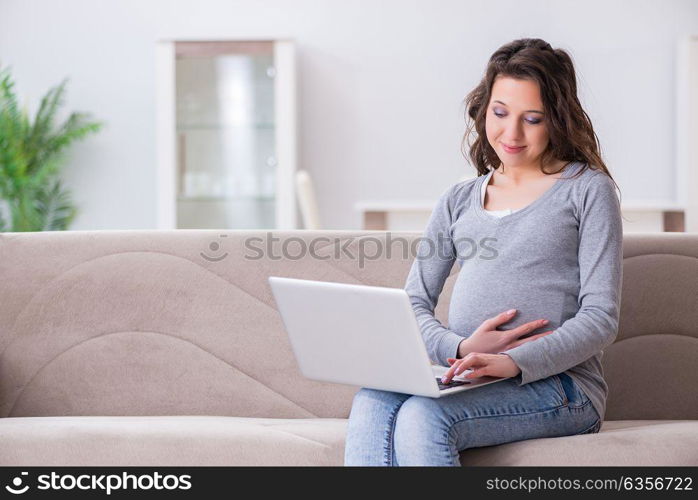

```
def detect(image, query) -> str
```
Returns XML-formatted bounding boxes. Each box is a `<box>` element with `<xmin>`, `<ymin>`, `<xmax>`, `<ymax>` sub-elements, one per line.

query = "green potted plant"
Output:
<box><xmin>0</xmin><ymin>64</ymin><xmax>102</xmax><ymax>231</ymax></box>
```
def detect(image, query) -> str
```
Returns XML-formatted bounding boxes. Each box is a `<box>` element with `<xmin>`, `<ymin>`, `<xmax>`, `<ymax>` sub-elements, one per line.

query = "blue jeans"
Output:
<box><xmin>344</xmin><ymin>372</ymin><xmax>601</xmax><ymax>466</ymax></box>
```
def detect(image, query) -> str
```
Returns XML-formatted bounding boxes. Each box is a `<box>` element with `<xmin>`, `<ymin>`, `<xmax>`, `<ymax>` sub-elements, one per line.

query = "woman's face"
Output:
<box><xmin>485</xmin><ymin>75</ymin><xmax>550</xmax><ymax>170</ymax></box>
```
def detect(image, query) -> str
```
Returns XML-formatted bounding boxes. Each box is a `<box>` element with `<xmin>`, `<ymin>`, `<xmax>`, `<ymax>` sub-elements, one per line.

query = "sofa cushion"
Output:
<box><xmin>0</xmin><ymin>416</ymin><xmax>346</xmax><ymax>466</ymax></box>
<box><xmin>2</xmin><ymin>416</ymin><xmax>696</xmax><ymax>466</ymax></box>
<box><xmin>460</xmin><ymin>420</ymin><xmax>698</xmax><ymax>466</ymax></box>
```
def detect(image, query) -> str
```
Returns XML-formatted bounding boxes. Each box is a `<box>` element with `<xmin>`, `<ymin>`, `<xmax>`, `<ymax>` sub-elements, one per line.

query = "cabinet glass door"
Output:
<box><xmin>175</xmin><ymin>42</ymin><xmax>276</xmax><ymax>229</ymax></box>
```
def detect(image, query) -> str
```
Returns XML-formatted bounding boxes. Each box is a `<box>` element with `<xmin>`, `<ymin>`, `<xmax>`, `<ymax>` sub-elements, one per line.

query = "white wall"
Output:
<box><xmin>1</xmin><ymin>0</ymin><xmax>696</xmax><ymax>230</ymax></box>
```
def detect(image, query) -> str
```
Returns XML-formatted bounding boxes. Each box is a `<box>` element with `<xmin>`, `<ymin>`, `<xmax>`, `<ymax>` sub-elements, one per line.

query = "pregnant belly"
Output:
<box><xmin>446</xmin><ymin>279</ymin><xmax>570</xmax><ymax>337</ymax></box>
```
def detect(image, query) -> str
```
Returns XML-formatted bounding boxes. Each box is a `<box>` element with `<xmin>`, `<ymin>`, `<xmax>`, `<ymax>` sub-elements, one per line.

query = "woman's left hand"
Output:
<box><xmin>441</xmin><ymin>353</ymin><xmax>521</xmax><ymax>384</ymax></box>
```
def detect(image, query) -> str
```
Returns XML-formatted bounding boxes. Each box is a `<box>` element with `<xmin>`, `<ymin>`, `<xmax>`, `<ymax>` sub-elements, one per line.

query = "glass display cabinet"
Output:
<box><xmin>156</xmin><ymin>40</ymin><xmax>297</xmax><ymax>230</ymax></box>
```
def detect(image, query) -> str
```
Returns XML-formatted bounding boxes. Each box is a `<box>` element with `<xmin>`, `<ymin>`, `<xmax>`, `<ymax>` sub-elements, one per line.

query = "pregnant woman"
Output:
<box><xmin>344</xmin><ymin>38</ymin><xmax>623</xmax><ymax>466</ymax></box>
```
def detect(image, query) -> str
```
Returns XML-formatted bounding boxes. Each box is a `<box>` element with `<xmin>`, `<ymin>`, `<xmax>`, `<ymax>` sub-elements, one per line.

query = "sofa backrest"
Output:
<box><xmin>604</xmin><ymin>233</ymin><xmax>697</xmax><ymax>420</ymax></box>
<box><xmin>0</xmin><ymin>230</ymin><xmax>696</xmax><ymax>421</ymax></box>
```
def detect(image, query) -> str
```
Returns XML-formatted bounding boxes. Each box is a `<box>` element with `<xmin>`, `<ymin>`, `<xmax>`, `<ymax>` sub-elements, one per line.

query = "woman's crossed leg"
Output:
<box><xmin>344</xmin><ymin>373</ymin><xmax>600</xmax><ymax>466</ymax></box>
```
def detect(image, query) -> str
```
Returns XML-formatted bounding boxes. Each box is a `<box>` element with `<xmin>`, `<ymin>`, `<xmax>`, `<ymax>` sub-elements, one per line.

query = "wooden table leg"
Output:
<box><xmin>662</xmin><ymin>211</ymin><xmax>685</xmax><ymax>232</ymax></box>
<box><xmin>364</xmin><ymin>211</ymin><xmax>387</xmax><ymax>230</ymax></box>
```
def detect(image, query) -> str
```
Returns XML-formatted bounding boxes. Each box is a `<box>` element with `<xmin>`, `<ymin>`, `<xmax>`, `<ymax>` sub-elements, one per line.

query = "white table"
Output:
<box><xmin>355</xmin><ymin>200</ymin><xmax>685</xmax><ymax>232</ymax></box>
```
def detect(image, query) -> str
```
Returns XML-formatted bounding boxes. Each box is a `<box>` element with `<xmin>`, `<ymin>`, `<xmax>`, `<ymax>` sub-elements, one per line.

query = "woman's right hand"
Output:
<box><xmin>457</xmin><ymin>309</ymin><xmax>555</xmax><ymax>358</ymax></box>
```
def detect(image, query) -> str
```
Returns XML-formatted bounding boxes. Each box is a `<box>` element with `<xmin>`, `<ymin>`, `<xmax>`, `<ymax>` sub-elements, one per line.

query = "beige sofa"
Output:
<box><xmin>0</xmin><ymin>229</ymin><xmax>696</xmax><ymax>466</ymax></box>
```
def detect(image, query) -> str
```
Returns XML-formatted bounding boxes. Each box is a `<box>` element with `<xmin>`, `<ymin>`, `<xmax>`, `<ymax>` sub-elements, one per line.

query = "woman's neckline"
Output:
<box><xmin>481</xmin><ymin>170</ymin><xmax>517</xmax><ymax>215</ymax></box>
<box><xmin>474</xmin><ymin>161</ymin><xmax>579</xmax><ymax>223</ymax></box>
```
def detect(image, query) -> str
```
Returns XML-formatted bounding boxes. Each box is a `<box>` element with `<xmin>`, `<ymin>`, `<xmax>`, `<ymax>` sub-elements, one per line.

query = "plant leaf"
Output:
<box><xmin>34</xmin><ymin>179</ymin><xmax>77</xmax><ymax>231</ymax></box>
<box><xmin>0</xmin><ymin>199</ymin><xmax>7</xmax><ymax>232</ymax></box>
<box><xmin>0</xmin><ymin>63</ymin><xmax>99</xmax><ymax>232</ymax></box>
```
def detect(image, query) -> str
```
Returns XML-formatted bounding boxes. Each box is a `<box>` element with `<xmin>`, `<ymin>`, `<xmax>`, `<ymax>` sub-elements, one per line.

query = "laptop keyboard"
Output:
<box><xmin>436</xmin><ymin>377</ymin><xmax>471</xmax><ymax>390</ymax></box>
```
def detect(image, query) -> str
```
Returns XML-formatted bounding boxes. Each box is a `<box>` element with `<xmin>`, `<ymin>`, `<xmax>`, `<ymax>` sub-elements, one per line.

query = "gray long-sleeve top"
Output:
<box><xmin>404</xmin><ymin>161</ymin><xmax>623</xmax><ymax>422</ymax></box>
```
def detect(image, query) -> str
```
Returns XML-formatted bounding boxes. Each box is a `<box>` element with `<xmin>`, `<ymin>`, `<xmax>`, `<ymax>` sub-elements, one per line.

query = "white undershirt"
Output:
<box><xmin>481</xmin><ymin>169</ymin><xmax>520</xmax><ymax>217</ymax></box>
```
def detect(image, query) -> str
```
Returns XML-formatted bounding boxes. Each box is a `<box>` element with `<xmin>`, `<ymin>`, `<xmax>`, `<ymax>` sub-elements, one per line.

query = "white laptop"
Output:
<box><xmin>268</xmin><ymin>276</ymin><xmax>511</xmax><ymax>398</ymax></box>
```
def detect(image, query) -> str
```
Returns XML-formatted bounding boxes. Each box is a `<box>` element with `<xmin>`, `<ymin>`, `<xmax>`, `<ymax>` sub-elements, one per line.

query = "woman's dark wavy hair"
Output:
<box><xmin>461</xmin><ymin>38</ymin><xmax>621</xmax><ymax>199</ymax></box>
